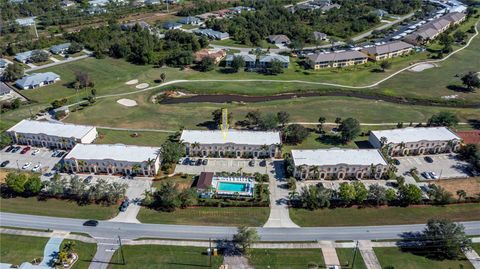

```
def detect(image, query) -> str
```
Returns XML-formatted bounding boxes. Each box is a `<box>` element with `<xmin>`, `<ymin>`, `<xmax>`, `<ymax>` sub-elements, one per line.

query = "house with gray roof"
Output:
<box><xmin>50</xmin><ymin>43</ymin><xmax>71</xmax><ymax>55</ymax></box>
<box><xmin>14</xmin><ymin>51</ymin><xmax>34</xmax><ymax>63</ymax></box>
<box><xmin>0</xmin><ymin>59</ymin><xmax>9</xmax><ymax>69</ymax></box>
<box><xmin>15</xmin><ymin>72</ymin><xmax>60</xmax><ymax>90</ymax></box>
<box><xmin>0</xmin><ymin>82</ymin><xmax>12</xmax><ymax>97</ymax></box>
<box><xmin>313</xmin><ymin>31</ymin><xmax>328</xmax><ymax>41</ymax></box>
<box><xmin>225</xmin><ymin>53</ymin><xmax>257</xmax><ymax>68</ymax></box>
<box><xmin>259</xmin><ymin>53</ymin><xmax>290</xmax><ymax>68</ymax></box>
<box><xmin>307</xmin><ymin>50</ymin><xmax>368</xmax><ymax>69</ymax></box>
<box><xmin>121</xmin><ymin>21</ymin><xmax>150</xmax><ymax>30</ymax></box>
<box><xmin>15</xmin><ymin>17</ymin><xmax>35</xmax><ymax>27</ymax></box>
<box><xmin>163</xmin><ymin>22</ymin><xmax>182</xmax><ymax>30</ymax></box>
<box><xmin>179</xmin><ymin>16</ymin><xmax>202</xmax><ymax>25</ymax></box>
<box><xmin>193</xmin><ymin>29</ymin><xmax>230</xmax><ymax>40</ymax></box>
<box><xmin>267</xmin><ymin>35</ymin><xmax>291</xmax><ymax>45</ymax></box>
<box><xmin>404</xmin><ymin>12</ymin><xmax>466</xmax><ymax>45</ymax></box>
<box><xmin>361</xmin><ymin>41</ymin><xmax>413</xmax><ymax>61</ymax></box>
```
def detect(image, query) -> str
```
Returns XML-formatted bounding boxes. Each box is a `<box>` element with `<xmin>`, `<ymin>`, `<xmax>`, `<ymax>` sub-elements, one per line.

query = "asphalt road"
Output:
<box><xmin>2</xmin><ymin>212</ymin><xmax>480</xmax><ymax>242</ymax></box>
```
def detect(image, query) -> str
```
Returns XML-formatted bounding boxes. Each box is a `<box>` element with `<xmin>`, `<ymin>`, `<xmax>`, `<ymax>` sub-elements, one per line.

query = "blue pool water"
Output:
<box><xmin>217</xmin><ymin>182</ymin><xmax>248</xmax><ymax>192</ymax></box>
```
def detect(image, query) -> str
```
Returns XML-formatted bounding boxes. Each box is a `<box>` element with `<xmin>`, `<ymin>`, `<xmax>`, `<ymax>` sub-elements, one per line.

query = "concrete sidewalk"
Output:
<box><xmin>464</xmin><ymin>249</ymin><xmax>480</xmax><ymax>269</ymax></box>
<box><xmin>358</xmin><ymin>240</ymin><xmax>382</xmax><ymax>269</ymax></box>
<box><xmin>320</xmin><ymin>241</ymin><xmax>340</xmax><ymax>267</ymax></box>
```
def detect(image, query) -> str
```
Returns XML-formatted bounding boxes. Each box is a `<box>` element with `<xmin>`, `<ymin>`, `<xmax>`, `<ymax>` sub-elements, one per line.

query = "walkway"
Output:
<box><xmin>108</xmin><ymin>178</ymin><xmax>152</xmax><ymax>224</ymax></box>
<box><xmin>358</xmin><ymin>240</ymin><xmax>382</xmax><ymax>269</ymax></box>
<box><xmin>464</xmin><ymin>249</ymin><xmax>480</xmax><ymax>269</ymax></box>
<box><xmin>39</xmin><ymin>235</ymin><xmax>66</xmax><ymax>267</ymax></box>
<box><xmin>319</xmin><ymin>241</ymin><xmax>341</xmax><ymax>267</ymax></box>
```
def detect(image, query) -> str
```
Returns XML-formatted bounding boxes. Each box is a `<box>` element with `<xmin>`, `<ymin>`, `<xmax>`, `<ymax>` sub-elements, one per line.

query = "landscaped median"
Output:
<box><xmin>289</xmin><ymin>203</ymin><xmax>480</xmax><ymax>227</ymax></box>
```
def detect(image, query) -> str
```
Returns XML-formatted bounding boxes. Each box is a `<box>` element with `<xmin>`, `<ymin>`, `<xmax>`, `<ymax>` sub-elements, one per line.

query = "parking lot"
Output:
<box><xmin>0</xmin><ymin>145</ymin><xmax>65</xmax><ymax>173</ymax></box>
<box><xmin>174</xmin><ymin>158</ymin><xmax>273</xmax><ymax>175</ymax></box>
<box><xmin>396</xmin><ymin>154</ymin><xmax>471</xmax><ymax>182</ymax></box>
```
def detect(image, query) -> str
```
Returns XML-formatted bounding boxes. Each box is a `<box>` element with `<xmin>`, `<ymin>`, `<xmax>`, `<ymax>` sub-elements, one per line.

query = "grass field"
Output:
<box><xmin>249</xmin><ymin>248</ymin><xmax>325</xmax><ymax>269</ymax></box>
<box><xmin>210</xmin><ymin>39</ymin><xmax>278</xmax><ymax>49</ymax></box>
<box><xmin>108</xmin><ymin>245</ymin><xmax>223</xmax><ymax>269</ymax></box>
<box><xmin>60</xmin><ymin>240</ymin><xmax>97</xmax><ymax>269</ymax></box>
<box><xmin>0</xmin><ymin>234</ymin><xmax>47</xmax><ymax>265</ymax></box>
<box><xmin>473</xmin><ymin>244</ymin><xmax>480</xmax><ymax>255</ymax></box>
<box><xmin>433</xmin><ymin>177</ymin><xmax>480</xmax><ymax>198</ymax></box>
<box><xmin>0</xmin><ymin>197</ymin><xmax>118</xmax><ymax>220</ymax></box>
<box><xmin>336</xmin><ymin>248</ymin><xmax>367</xmax><ymax>269</ymax></box>
<box><xmin>289</xmin><ymin>203</ymin><xmax>480</xmax><ymax>227</ymax></box>
<box><xmin>137</xmin><ymin>206</ymin><xmax>269</xmax><ymax>226</ymax></box>
<box><xmin>152</xmin><ymin>174</ymin><xmax>194</xmax><ymax>190</ymax></box>
<box><xmin>95</xmin><ymin>128</ymin><xmax>171</xmax><ymax>147</ymax></box>
<box><xmin>374</xmin><ymin>247</ymin><xmax>474</xmax><ymax>269</ymax></box>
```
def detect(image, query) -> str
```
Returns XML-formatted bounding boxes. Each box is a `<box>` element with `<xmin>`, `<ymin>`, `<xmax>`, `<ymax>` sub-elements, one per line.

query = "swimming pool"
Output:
<box><xmin>217</xmin><ymin>182</ymin><xmax>248</xmax><ymax>192</ymax></box>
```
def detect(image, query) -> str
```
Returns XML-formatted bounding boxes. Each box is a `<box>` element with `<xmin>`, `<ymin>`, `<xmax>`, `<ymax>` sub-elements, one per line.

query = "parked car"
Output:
<box><xmin>259</xmin><ymin>160</ymin><xmax>267</xmax><ymax>167</ymax></box>
<box><xmin>22</xmin><ymin>162</ymin><xmax>32</xmax><ymax>169</ymax></box>
<box><xmin>51</xmin><ymin>150</ymin><xmax>59</xmax><ymax>157</ymax></box>
<box><xmin>421</xmin><ymin>171</ymin><xmax>431</xmax><ymax>179</ymax></box>
<box><xmin>189</xmin><ymin>159</ymin><xmax>196</xmax><ymax>166</ymax></box>
<box><xmin>31</xmin><ymin>149</ymin><xmax>40</xmax><ymax>155</ymax></box>
<box><xmin>119</xmin><ymin>199</ymin><xmax>130</xmax><ymax>212</ymax></box>
<box><xmin>249</xmin><ymin>159</ymin><xmax>255</xmax><ymax>167</ymax></box>
<box><xmin>83</xmin><ymin>220</ymin><xmax>99</xmax><ymax>227</ymax></box>
<box><xmin>11</xmin><ymin>146</ymin><xmax>21</xmax><ymax>153</ymax></box>
<box><xmin>20</xmin><ymin>146</ymin><xmax>31</xmax><ymax>154</ymax></box>
<box><xmin>84</xmin><ymin>176</ymin><xmax>93</xmax><ymax>184</ymax></box>
<box><xmin>429</xmin><ymin>171</ymin><xmax>439</xmax><ymax>179</ymax></box>
<box><xmin>196</xmin><ymin>159</ymin><xmax>202</xmax><ymax>166</ymax></box>
<box><xmin>202</xmin><ymin>159</ymin><xmax>208</xmax><ymax>165</ymax></box>
<box><xmin>32</xmin><ymin>164</ymin><xmax>41</xmax><ymax>172</ymax></box>
<box><xmin>0</xmin><ymin>160</ymin><xmax>10</xmax><ymax>167</ymax></box>
<box><xmin>178</xmin><ymin>158</ymin><xmax>184</xmax><ymax>164</ymax></box>
<box><xmin>393</xmin><ymin>159</ymin><xmax>400</xmax><ymax>165</ymax></box>
<box><xmin>182</xmin><ymin>158</ymin><xmax>190</xmax><ymax>165</ymax></box>
<box><xmin>5</xmin><ymin>146</ymin><xmax>14</xmax><ymax>152</ymax></box>
<box><xmin>424</xmin><ymin>156</ymin><xmax>434</xmax><ymax>163</ymax></box>
<box><xmin>56</xmin><ymin>151</ymin><xmax>66</xmax><ymax>158</ymax></box>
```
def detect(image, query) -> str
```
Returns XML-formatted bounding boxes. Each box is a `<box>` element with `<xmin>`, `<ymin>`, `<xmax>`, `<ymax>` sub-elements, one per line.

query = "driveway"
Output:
<box><xmin>174</xmin><ymin>158</ymin><xmax>270</xmax><ymax>175</ymax></box>
<box><xmin>395</xmin><ymin>154</ymin><xmax>471</xmax><ymax>182</ymax></box>
<box><xmin>1</xmin><ymin>146</ymin><xmax>63</xmax><ymax>174</ymax></box>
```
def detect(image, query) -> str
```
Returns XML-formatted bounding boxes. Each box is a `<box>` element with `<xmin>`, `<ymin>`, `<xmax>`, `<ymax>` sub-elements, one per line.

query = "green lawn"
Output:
<box><xmin>210</xmin><ymin>38</ymin><xmax>277</xmax><ymax>49</ymax></box>
<box><xmin>0</xmin><ymin>233</ymin><xmax>48</xmax><ymax>265</ymax></box>
<box><xmin>137</xmin><ymin>206</ymin><xmax>269</xmax><ymax>226</ymax></box>
<box><xmin>289</xmin><ymin>203</ymin><xmax>480</xmax><ymax>227</ymax></box>
<box><xmin>473</xmin><ymin>244</ymin><xmax>480</xmax><ymax>255</ymax></box>
<box><xmin>374</xmin><ymin>247</ymin><xmax>474</xmax><ymax>269</ymax></box>
<box><xmin>336</xmin><ymin>248</ymin><xmax>367</xmax><ymax>269</ymax></box>
<box><xmin>0</xmin><ymin>197</ymin><xmax>118</xmax><ymax>220</ymax></box>
<box><xmin>60</xmin><ymin>240</ymin><xmax>97</xmax><ymax>269</ymax></box>
<box><xmin>108</xmin><ymin>245</ymin><xmax>223</xmax><ymax>269</ymax></box>
<box><xmin>152</xmin><ymin>174</ymin><xmax>194</xmax><ymax>189</ymax></box>
<box><xmin>95</xmin><ymin>128</ymin><xmax>171</xmax><ymax>147</ymax></box>
<box><xmin>249</xmin><ymin>248</ymin><xmax>325</xmax><ymax>269</ymax></box>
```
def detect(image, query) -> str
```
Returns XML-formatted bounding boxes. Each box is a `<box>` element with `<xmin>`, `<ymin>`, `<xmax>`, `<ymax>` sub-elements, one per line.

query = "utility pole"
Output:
<box><xmin>209</xmin><ymin>237</ymin><xmax>212</xmax><ymax>267</ymax></box>
<box><xmin>351</xmin><ymin>240</ymin><xmax>359</xmax><ymax>269</ymax></box>
<box><xmin>118</xmin><ymin>235</ymin><xmax>126</xmax><ymax>265</ymax></box>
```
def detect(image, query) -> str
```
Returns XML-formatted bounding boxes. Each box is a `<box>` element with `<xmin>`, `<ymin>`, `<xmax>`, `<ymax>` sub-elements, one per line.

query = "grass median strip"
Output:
<box><xmin>249</xmin><ymin>248</ymin><xmax>325</xmax><ymax>269</ymax></box>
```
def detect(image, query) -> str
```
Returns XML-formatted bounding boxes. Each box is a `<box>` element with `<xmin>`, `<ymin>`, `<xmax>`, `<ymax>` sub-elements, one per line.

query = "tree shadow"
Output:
<box><xmin>354</xmin><ymin>140</ymin><xmax>374</xmax><ymax>149</ymax></box>
<box><xmin>196</xmin><ymin>121</ymin><xmax>218</xmax><ymax>130</ymax></box>
<box><xmin>447</xmin><ymin>85</ymin><xmax>473</xmax><ymax>93</ymax></box>
<box><xmin>316</xmin><ymin>134</ymin><xmax>343</xmax><ymax>146</ymax></box>
<box><xmin>468</xmin><ymin>119</ymin><xmax>480</xmax><ymax>129</ymax></box>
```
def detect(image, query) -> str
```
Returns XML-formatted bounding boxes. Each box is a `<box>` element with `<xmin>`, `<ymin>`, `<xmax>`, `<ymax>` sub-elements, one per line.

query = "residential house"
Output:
<box><xmin>180</xmin><ymin>129</ymin><xmax>282</xmax><ymax>158</ymax></box>
<box><xmin>0</xmin><ymin>82</ymin><xmax>12</xmax><ymax>97</ymax></box>
<box><xmin>163</xmin><ymin>22</ymin><xmax>182</xmax><ymax>30</ymax></box>
<box><xmin>292</xmin><ymin>149</ymin><xmax>389</xmax><ymax>180</ymax></box>
<box><xmin>50</xmin><ymin>43</ymin><xmax>71</xmax><ymax>55</ymax></box>
<box><xmin>267</xmin><ymin>35</ymin><xmax>291</xmax><ymax>45</ymax></box>
<box><xmin>15</xmin><ymin>72</ymin><xmax>60</xmax><ymax>90</ymax></box>
<box><xmin>121</xmin><ymin>21</ymin><xmax>150</xmax><ymax>30</ymax></box>
<box><xmin>307</xmin><ymin>50</ymin><xmax>368</xmax><ymax>69</ymax></box>
<box><xmin>258</xmin><ymin>53</ymin><xmax>290</xmax><ymax>68</ymax></box>
<box><xmin>313</xmin><ymin>31</ymin><xmax>328</xmax><ymax>41</ymax></box>
<box><xmin>179</xmin><ymin>16</ymin><xmax>202</xmax><ymax>25</ymax></box>
<box><xmin>193</xmin><ymin>29</ymin><xmax>230</xmax><ymax>40</ymax></box>
<box><xmin>369</xmin><ymin>127</ymin><xmax>461</xmax><ymax>156</ymax></box>
<box><xmin>404</xmin><ymin>12</ymin><xmax>466</xmax><ymax>45</ymax></box>
<box><xmin>15</xmin><ymin>17</ymin><xmax>35</xmax><ymax>27</ymax></box>
<box><xmin>229</xmin><ymin>6</ymin><xmax>255</xmax><ymax>14</ymax></box>
<box><xmin>225</xmin><ymin>53</ymin><xmax>257</xmax><ymax>68</ymax></box>
<box><xmin>0</xmin><ymin>59</ymin><xmax>9</xmax><ymax>69</ymax></box>
<box><xmin>6</xmin><ymin>120</ymin><xmax>97</xmax><ymax>149</ymax></box>
<box><xmin>61</xmin><ymin>0</ymin><xmax>75</xmax><ymax>8</ymax></box>
<box><xmin>195</xmin><ymin>49</ymin><xmax>226</xmax><ymax>64</ymax></box>
<box><xmin>145</xmin><ymin>0</ymin><xmax>161</xmax><ymax>4</ymax></box>
<box><xmin>361</xmin><ymin>41</ymin><xmax>414</xmax><ymax>61</ymax></box>
<box><xmin>14</xmin><ymin>50</ymin><xmax>34</xmax><ymax>63</ymax></box>
<box><xmin>64</xmin><ymin>144</ymin><xmax>160</xmax><ymax>177</ymax></box>
<box><xmin>319</xmin><ymin>3</ymin><xmax>341</xmax><ymax>12</ymax></box>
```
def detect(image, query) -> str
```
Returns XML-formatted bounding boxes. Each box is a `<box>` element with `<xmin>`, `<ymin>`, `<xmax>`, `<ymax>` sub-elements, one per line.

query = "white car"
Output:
<box><xmin>32</xmin><ymin>149</ymin><xmax>40</xmax><ymax>155</ymax></box>
<box><xmin>32</xmin><ymin>164</ymin><xmax>41</xmax><ymax>172</ymax></box>
<box><xmin>429</xmin><ymin>171</ymin><xmax>439</xmax><ymax>179</ymax></box>
<box><xmin>421</xmin><ymin>172</ymin><xmax>431</xmax><ymax>179</ymax></box>
<box><xmin>22</xmin><ymin>162</ymin><xmax>32</xmax><ymax>169</ymax></box>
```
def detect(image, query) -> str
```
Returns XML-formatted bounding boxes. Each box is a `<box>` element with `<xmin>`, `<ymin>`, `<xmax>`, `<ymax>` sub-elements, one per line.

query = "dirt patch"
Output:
<box><xmin>409</xmin><ymin>63</ymin><xmax>437</xmax><ymax>72</ymax></box>
<box><xmin>433</xmin><ymin>177</ymin><xmax>480</xmax><ymax>197</ymax></box>
<box><xmin>126</xmin><ymin>79</ymin><xmax>139</xmax><ymax>85</ymax></box>
<box><xmin>135</xmin><ymin>83</ymin><xmax>149</xmax><ymax>89</ymax></box>
<box><xmin>116</xmin><ymin>98</ymin><xmax>138</xmax><ymax>107</ymax></box>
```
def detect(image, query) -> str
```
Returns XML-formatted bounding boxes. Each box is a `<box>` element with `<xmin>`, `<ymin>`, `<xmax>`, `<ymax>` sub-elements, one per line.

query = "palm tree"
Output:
<box><xmin>379</xmin><ymin>137</ymin><xmax>388</xmax><ymax>148</ymax></box>
<box><xmin>275</xmin><ymin>143</ymin><xmax>283</xmax><ymax>157</ymax></box>
<box><xmin>237</xmin><ymin>167</ymin><xmax>243</xmax><ymax>176</ymax></box>
<box><xmin>446</xmin><ymin>139</ymin><xmax>457</xmax><ymax>153</ymax></box>
<box><xmin>260</xmin><ymin>144</ymin><xmax>270</xmax><ymax>156</ymax></box>
<box><xmin>191</xmin><ymin>142</ymin><xmax>201</xmax><ymax>156</ymax></box>
<box><xmin>63</xmin><ymin>241</ymin><xmax>76</xmax><ymax>255</ymax></box>
<box><xmin>132</xmin><ymin>164</ymin><xmax>141</xmax><ymax>175</ymax></box>
<box><xmin>160</xmin><ymin>72</ymin><xmax>166</xmax><ymax>82</ymax></box>
<box><xmin>310</xmin><ymin>165</ymin><xmax>320</xmax><ymax>180</ymax></box>
<box><xmin>288</xmin><ymin>190</ymin><xmax>298</xmax><ymax>205</ymax></box>
<box><xmin>144</xmin><ymin>158</ymin><xmax>156</xmax><ymax>175</ymax></box>
<box><xmin>60</xmin><ymin>138</ymin><xmax>69</xmax><ymax>149</ymax></box>
<box><xmin>415</xmin><ymin>35</ymin><xmax>424</xmax><ymax>45</ymax></box>
<box><xmin>456</xmin><ymin>189</ymin><xmax>466</xmax><ymax>202</ymax></box>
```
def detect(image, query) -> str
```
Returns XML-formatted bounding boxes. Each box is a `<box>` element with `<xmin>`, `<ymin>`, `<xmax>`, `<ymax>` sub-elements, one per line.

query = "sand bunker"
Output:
<box><xmin>410</xmin><ymin>63</ymin><xmax>436</xmax><ymax>72</ymax></box>
<box><xmin>125</xmin><ymin>79</ymin><xmax>139</xmax><ymax>85</ymax></box>
<box><xmin>135</xmin><ymin>83</ymin><xmax>149</xmax><ymax>89</ymax></box>
<box><xmin>117</xmin><ymin>98</ymin><xmax>138</xmax><ymax>107</ymax></box>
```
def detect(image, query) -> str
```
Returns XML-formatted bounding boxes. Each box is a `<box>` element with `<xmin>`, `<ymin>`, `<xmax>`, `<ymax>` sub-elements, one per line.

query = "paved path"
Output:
<box><xmin>223</xmin><ymin>255</ymin><xmax>254</xmax><ymax>269</ymax></box>
<box><xmin>89</xmin><ymin>237</ymin><xmax>120</xmax><ymax>269</ymax></box>
<box><xmin>40</xmin><ymin>235</ymin><xmax>66</xmax><ymax>267</ymax></box>
<box><xmin>319</xmin><ymin>241</ymin><xmax>341</xmax><ymax>266</ymax></box>
<box><xmin>26</xmin><ymin>50</ymin><xmax>92</xmax><ymax>72</ymax></box>
<box><xmin>108</xmin><ymin>178</ymin><xmax>152</xmax><ymax>223</ymax></box>
<box><xmin>263</xmin><ymin>160</ymin><xmax>299</xmax><ymax>228</ymax></box>
<box><xmin>358</xmin><ymin>240</ymin><xmax>382</xmax><ymax>269</ymax></box>
<box><xmin>464</xmin><ymin>249</ymin><xmax>480</xmax><ymax>269</ymax></box>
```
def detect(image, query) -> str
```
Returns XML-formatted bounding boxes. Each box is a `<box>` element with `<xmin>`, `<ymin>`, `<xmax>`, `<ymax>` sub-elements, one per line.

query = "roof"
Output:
<box><xmin>259</xmin><ymin>53</ymin><xmax>290</xmax><ymax>63</ymax></box>
<box><xmin>0</xmin><ymin>59</ymin><xmax>8</xmax><ymax>68</ymax></box>
<box><xmin>15</xmin><ymin>50</ymin><xmax>34</xmax><ymax>62</ymax></box>
<box><xmin>0</xmin><ymin>82</ymin><xmax>12</xmax><ymax>95</ymax></box>
<box><xmin>443</xmin><ymin>12</ymin><xmax>466</xmax><ymax>23</ymax></box>
<box><xmin>268</xmin><ymin>35</ymin><xmax>291</xmax><ymax>44</ymax></box>
<box><xmin>307</xmin><ymin>50</ymin><xmax>368</xmax><ymax>63</ymax></box>
<box><xmin>65</xmin><ymin>144</ymin><xmax>159</xmax><ymax>162</ymax></box>
<box><xmin>371</xmin><ymin>127</ymin><xmax>461</xmax><ymax>144</ymax></box>
<box><xmin>405</xmin><ymin>12</ymin><xmax>465</xmax><ymax>42</ymax></box>
<box><xmin>313</xmin><ymin>31</ymin><xmax>328</xmax><ymax>39</ymax></box>
<box><xmin>15</xmin><ymin>17</ymin><xmax>35</xmax><ymax>26</ymax></box>
<box><xmin>15</xmin><ymin>72</ymin><xmax>60</xmax><ymax>88</ymax></box>
<box><xmin>7</xmin><ymin>120</ymin><xmax>95</xmax><ymax>139</ymax></box>
<box><xmin>180</xmin><ymin>129</ymin><xmax>281</xmax><ymax>145</ymax></box>
<box><xmin>193</xmin><ymin>28</ymin><xmax>229</xmax><ymax>39</ymax></box>
<box><xmin>179</xmin><ymin>16</ymin><xmax>201</xmax><ymax>24</ymax></box>
<box><xmin>456</xmin><ymin>131</ymin><xmax>480</xmax><ymax>145</ymax></box>
<box><xmin>363</xmin><ymin>41</ymin><xmax>413</xmax><ymax>55</ymax></box>
<box><xmin>197</xmin><ymin>172</ymin><xmax>214</xmax><ymax>189</ymax></box>
<box><xmin>292</xmin><ymin>149</ymin><xmax>388</xmax><ymax>166</ymax></box>
<box><xmin>163</xmin><ymin>22</ymin><xmax>182</xmax><ymax>29</ymax></box>
<box><xmin>225</xmin><ymin>53</ymin><xmax>257</xmax><ymax>62</ymax></box>
<box><xmin>50</xmin><ymin>43</ymin><xmax>71</xmax><ymax>54</ymax></box>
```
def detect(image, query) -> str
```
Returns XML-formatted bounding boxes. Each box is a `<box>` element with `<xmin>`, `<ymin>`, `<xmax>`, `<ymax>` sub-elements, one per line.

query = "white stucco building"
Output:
<box><xmin>292</xmin><ymin>149</ymin><xmax>389</xmax><ymax>180</ymax></box>
<box><xmin>64</xmin><ymin>144</ymin><xmax>160</xmax><ymax>177</ymax></box>
<box><xmin>180</xmin><ymin>129</ymin><xmax>282</xmax><ymax>158</ymax></box>
<box><xmin>6</xmin><ymin>120</ymin><xmax>97</xmax><ymax>149</ymax></box>
<box><xmin>369</xmin><ymin>127</ymin><xmax>461</xmax><ymax>156</ymax></box>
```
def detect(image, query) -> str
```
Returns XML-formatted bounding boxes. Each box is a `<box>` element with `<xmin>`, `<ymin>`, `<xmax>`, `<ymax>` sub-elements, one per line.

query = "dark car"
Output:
<box><xmin>5</xmin><ymin>146</ymin><xmax>14</xmax><ymax>152</ymax></box>
<box><xmin>57</xmin><ymin>151</ymin><xmax>67</xmax><ymax>158</ymax></box>
<box><xmin>83</xmin><ymin>220</ymin><xmax>99</xmax><ymax>227</ymax></box>
<box><xmin>202</xmin><ymin>159</ymin><xmax>208</xmax><ymax>165</ymax></box>
<box><xmin>182</xmin><ymin>158</ymin><xmax>190</xmax><ymax>165</ymax></box>
<box><xmin>20</xmin><ymin>146</ymin><xmax>31</xmax><ymax>154</ymax></box>
<box><xmin>424</xmin><ymin>156</ymin><xmax>434</xmax><ymax>163</ymax></box>
<box><xmin>1</xmin><ymin>160</ymin><xmax>10</xmax><ymax>167</ymax></box>
<box><xmin>196</xmin><ymin>159</ymin><xmax>202</xmax><ymax>166</ymax></box>
<box><xmin>189</xmin><ymin>159</ymin><xmax>196</xmax><ymax>166</ymax></box>
<box><xmin>119</xmin><ymin>199</ymin><xmax>130</xmax><ymax>212</ymax></box>
<box><xmin>259</xmin><ymin>160</ymin><xmax>267</xmax><ymax>167</ymax></box>
<box><xmin>249</xmin><ymin>159</ymin><xmax>255</xmax><ymax>167</ymax></box>
<box><xmin>84</xmin><ymin>176</ymin><xmax>93</xmax><ymax>184</ymax></box>
<box><xmin>393</xmin><ymin>159</ymin><xmax>400</xmax><ymax>165</ymax></box>
<box><xmin>11</xmin><ymin>146</ymin><xmax>21</xmax><ymax>153</ymax></box>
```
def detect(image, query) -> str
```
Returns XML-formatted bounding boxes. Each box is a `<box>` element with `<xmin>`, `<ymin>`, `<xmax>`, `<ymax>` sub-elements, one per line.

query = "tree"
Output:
<box><xmin>160</xmin><ymin>73</ymin><xmax>166</xmax><ymax>82</ymax></box>
<box><xmin>338</xmin><ymin>118</ymin><xmax>361</xmax><ymax>143</ymax></box>
<box><xmin>230</xmin><ymin>55</ymin><xmax>245</xmax><ymax>72</ymax></box>
<box><xmin>212</xmin><ymin>108</ymin><xmax>232</xmax><ymax>128</ymax></box>
<box><xmin>178</xmin><ymin>188</ymin><xmax>197</xmax><ymax>208</ymax></box>
<box><xmin>379</xmin><ymin>60</ymin><xmax>391</xmax><ymax>71</ymax></box>
<box><xmin>233</xmin><ymin>226</ymin><xmax>260</xmax><ymax>255</ymax></box>
<box><xmin>428</xmin><ymin>112</ymin><xmax>459</xmax><ymax>127</ymax></box>
<box><xmin>457</xmin><ymin>144</ymin><xmax>480</xmax><ymax>172</ymax></box>
<box><xmin>75</xmin><ymin>71</ymin><xmax>93</xmax><ymax>89</ymax></box>
<box><xmin>368</xmin><ymin>184</ymin><xmax>388</xmax><ymax>206</ymax></box>
<box><xmin>30</xmin><ymin>50</ymin><xmax>50</xmax><ymax>63</ymax></box>
<box><xmin>298</xmin><ymin>185</ymin><xmax>332</xmax><ymax>210</ymax></box>
<box><xmin>267</xmin><ymin>59</ymin><xmax>284</xmax><ymax>75</ymax></box>
<box><xmin>277</xmin><ymin>111</ymin><xmax>290</xmax><ymax>127</ymax></box>
<box><xmin>338</xmin><ymin>183</ymin><xmax>356</xmax><ymax>205</ymax></box>
<box><xmin>2</xmin><ymin>62</ymin><xmax>24</xmax><ymax>82</ymax></box>
<box><xmin>456</xmin><ymin>189</ymin><xmax>466</xmax><ymax>202</ymax></box>
<box><xmin>385</xmin><ymin>188</ymin><xmax>397</xmax><ymax>204</ymax></box>
<box><xmin>453</xmin><ymin>31</ymin><xmax>467</xmax><ymax>42</ymax></box>
<box><xmin>352</xmin><ymin>181</ymin><xmax>368</xmax><ymax>204</ymax></box>
<box><xmin>420</xmin><ymin>219</ymin><xmax>472</xmax><ymax>259</ymax></box>
<box><xmin>259</xmin><ymin>113</ymin><xmax>279</xmax><ymax>130</ymax></box>
<box><xmin>245</xmin><ymin>110</ymin><xmax>262</xmax><ymax>127</ymax></box>
<box><xmin>427</xmin><ymin>184</ymin><xmax>452</xmax><ymax>205</ymax></box>
<box><xmin>461</xmin><ymin>71</ymin><xmax>480</xmax><ymax>91</ymax></box>
<box><xmin>283</xmin><ymin>124</ymin><xmax>309</xmax><ymax>144</ymax></box>
<box><xmin>160</xmin><ymin>141</ymin><xmax>184</xmax><ymax>169</ymax></box>
<box><xmin>5</xmin><ymin>172</ymin><xmax>28</xmax><ymax>194</ymax></box>
<box><xmin>151</xmin><ymin>182</ymin><xmax>180</xmax><ymax>212</ymax></box>
<box><xmin>398</xmin><ymin>184</ymin><xmax>422</xmax><ymax>205</ymax></box>
<box><xmin>0</xmin><ymin>133</ymin><xmax>13</xmax><ymax>148</ymax></box>
<box><xmin>438</xmin><ymin>33</ymin><xmax>454</xmax><ymax>53</ymax></box>
<box><xmin>317</xmin><ymin>117</ymin><xmax>326</xmax><ymax>133</ymax></box>
<box><xmin>68</xmin><ymin>42</ymin><xmax>83</xmax><ymax>54</ymax></box>
<box><xmin>197</xmin><ymin>56</ymin><xmax>215</xmax><ymax>72</ymax></box>
<box><xmin>24</xmin><ymin>175</ymin><xmax>42</xmax><ymax>195</ymax></box>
